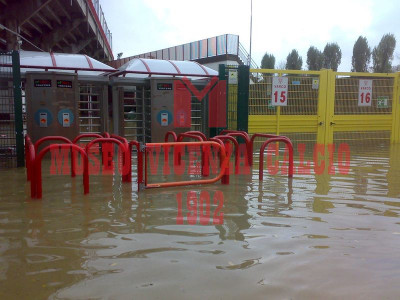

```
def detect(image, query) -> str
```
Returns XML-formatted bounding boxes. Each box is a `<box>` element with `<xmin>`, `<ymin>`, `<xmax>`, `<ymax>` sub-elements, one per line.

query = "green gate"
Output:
<box><xmin>218</xmin><ymin>64</ymin><xmax>249</xmax><ymax>134</ymax></box>
<box><xmin>0</xmin><ymin>51</ymin><xmax>24</xmax><ymax>168</ymax></box>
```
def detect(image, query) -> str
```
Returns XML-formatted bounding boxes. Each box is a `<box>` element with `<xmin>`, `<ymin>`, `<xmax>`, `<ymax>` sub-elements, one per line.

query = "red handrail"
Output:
<box><xmin>102</xmin><ymin>132</ymin><xmax>110</xmax><ymax>138</ymax></box>
<box><xmin>185</xmin><ymin>131</ymin><xmax>207</xmax><ymax>141</ymax></box>
<box><xmin>145</xmin><ymin>141</ymin><xmax>227</xmax><ymax>189</ymax></box>
<box><xmin>259</xmin><ymin>137</ymin><xmax>294</xmax><ymax>180</ymax></box>
<box><xmin>250</xmin><ymin>133</ymin><xmax>283</xmax><ymax>165</ymax></box>
<box><xmin>209</xmin><ymin>138</ymin><xmax>229</xmax><ymax>184</ymax></box>
<box><xmin>85</xmin><ymin>138</ymin><xmax>130</xmax><ymax>181</ymax></box>
<box><xmin>34</xmin><ymin>144</ymin><xmax>89</xmax><ymax>199</ymax></box>
<box><xmin>225</xmin><ymin>132</ymin><xmax>252</xmax><ymax>166</ymax></box>
<box><xmin>165</xmin><ymin>131</ymin><xmax>178</xmax><ymax>142</ymax></box>
<box><xmin>214</xmin><ymin>135</ymin><xmax>239</xmax><ymax>174</ymax></box>
<box><xmin>129</xmin><ymin>141</ymin><xmax>143</xmax><ymax>189</ymax></box>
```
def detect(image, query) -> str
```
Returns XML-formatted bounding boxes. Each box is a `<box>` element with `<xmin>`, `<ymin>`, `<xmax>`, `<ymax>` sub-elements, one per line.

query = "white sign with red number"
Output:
<box><xmin>358</xmin><ymin>80</ymin><xmax>373</xmax><ymax>106</ymax></box>
<box><xmin>271</xmin><ymin>77</ymin><xmax>288</xmax><ymax>106</ymax></box>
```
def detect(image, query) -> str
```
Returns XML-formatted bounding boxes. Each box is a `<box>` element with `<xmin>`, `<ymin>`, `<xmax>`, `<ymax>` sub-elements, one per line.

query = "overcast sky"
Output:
<box><xmin>100</xmin><ymin>0</ymin><xmax>400</xmax><ymax>71</ymax></box>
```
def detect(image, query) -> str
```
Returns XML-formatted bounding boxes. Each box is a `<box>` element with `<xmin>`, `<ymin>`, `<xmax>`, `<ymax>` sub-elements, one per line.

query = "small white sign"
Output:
<box><xmin>161</xmin><ymin>112</ymin><xmax>168</xmax><ymax>126</ymax></box>
<box><xmin>39</xmin><ymin>112</ymin><xmax>47</xmax><ymax>127</ymax></box>
<box><xmin>358</xmin><ymin>79</ymin><xmax>373</xmax><ymax>107</ymax></box>
<box><xmin>228</xmin><ymin>70</ymin><xmax>238</xmax><ymax>84</ymax></box>
<box><xmin>62</xmin><ymin>113</ymin><xmax>70</xmax><ymax>127</ymax></box>
<box><xmin>271</xmin><ymin>77</ymin><xmax>288</xmax><ymax>106</ymax></box>
<box><xmin>312</xmin><ymin>78</ymin><xmax>319</xmax><ymax>89</ymax></box>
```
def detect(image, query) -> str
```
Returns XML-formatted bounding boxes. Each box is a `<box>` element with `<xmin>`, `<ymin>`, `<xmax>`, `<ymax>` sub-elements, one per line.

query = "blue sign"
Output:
<box><xmin>34</xmin><ymin>109</ymin><xmax>53</xmax><ymax>126</ymax></box>
<box><xmin>57</xmin><ymin>109</ymin><xmax>74</xmax><ymax>125</ymax></box>
<box><xmin>157</xmin><ymin>110</ymin><xmax>173</xmax><ymax>126</ymax></box>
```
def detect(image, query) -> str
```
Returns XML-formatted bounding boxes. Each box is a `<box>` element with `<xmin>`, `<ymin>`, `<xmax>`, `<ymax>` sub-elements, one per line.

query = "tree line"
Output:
<box><xmin>261</xmin><ymin>33</ymin><xmax>398</xmax><ymax>73</ymax></box>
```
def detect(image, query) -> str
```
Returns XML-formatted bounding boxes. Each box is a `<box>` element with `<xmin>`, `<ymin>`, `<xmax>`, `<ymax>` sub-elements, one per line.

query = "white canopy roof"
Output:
<box><xmin>1</xmin><ymin>51</ymin><xmax>115</xmax><ymax>76</ymax></box>
<box><xmin>116</xmin><ymin>58</ymin><xmax>218</xmax><ymax>78</ymax></box>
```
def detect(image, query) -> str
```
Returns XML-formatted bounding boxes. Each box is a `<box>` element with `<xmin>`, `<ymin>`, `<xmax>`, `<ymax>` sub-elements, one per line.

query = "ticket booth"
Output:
<box><xmin>25</xmin><ymin>72</ymin><xmax>79</xmax><ymax>143</ymax></box>
<box><xmin>111</xmin><ymin>58</ymin><xmax>219</xmax><ymax>142</ymax></box>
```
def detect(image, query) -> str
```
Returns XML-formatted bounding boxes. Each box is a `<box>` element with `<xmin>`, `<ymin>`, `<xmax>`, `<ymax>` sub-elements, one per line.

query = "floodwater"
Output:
<box><xmin>1</xmin><ymin>144</ymin><xmax>400</xmax><ymax>300</ymax></box>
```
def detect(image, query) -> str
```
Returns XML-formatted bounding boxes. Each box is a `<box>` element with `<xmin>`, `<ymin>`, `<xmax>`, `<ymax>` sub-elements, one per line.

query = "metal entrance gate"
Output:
<box><xmin>0</xmin><ymin>51</ymin><xmax>24</xmax><ymax>168</ymax></box>
<box><xmin>121</xmin><ymin>85</ymin><xmax>151</xmax><ymax>143</ymax></box>
<box><xmin>248</xmin><ymin>68</ymin><xmax>400</xmax><ymax>147</ymax></box>
<box><xmin>326</xmin><ymin>72</ymin><xmax>399</xmax><ymax>149</ymax></box>
<box><xmin>78</xmin><ymin>83</ymin><xmax>108</xmax><ymax>135</ymax></box>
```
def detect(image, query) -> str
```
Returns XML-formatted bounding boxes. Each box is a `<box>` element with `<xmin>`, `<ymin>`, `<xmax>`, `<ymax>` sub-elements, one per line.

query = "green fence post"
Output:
<box><xmin>12</xmin><ymin>50</ymin><xmax>24</xmax><ymax>167</ymax></box>
<box><xmin>237</xmin><ymin>65</ymin><xmax>249</xmax><ymax>132</ymax></box>
<box><xmin>209</xmin><ymin>64</ymin><xmax>227</xmax><ymax>137</ymax></box>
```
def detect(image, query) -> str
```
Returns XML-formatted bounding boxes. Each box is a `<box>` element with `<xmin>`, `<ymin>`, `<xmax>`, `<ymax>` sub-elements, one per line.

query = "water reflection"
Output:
<box><xmin>0</xmin><ymin>144</ymin><xmax>400</xmax><ymax>299</ymax></box>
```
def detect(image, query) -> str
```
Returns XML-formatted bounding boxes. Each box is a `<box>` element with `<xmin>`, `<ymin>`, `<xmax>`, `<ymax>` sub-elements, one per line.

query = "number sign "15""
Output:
<box><xmin>271</xmin><ymin>77</ymin><xmax>288</xmax><ymax>106</ymax></box>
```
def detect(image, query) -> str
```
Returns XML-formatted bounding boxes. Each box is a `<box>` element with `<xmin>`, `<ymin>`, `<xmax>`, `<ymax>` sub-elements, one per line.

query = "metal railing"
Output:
<box><xmin>238</xmin><ymin>42</ymin><xmax>258</xmax><ymax>69</ymax></box>
<box><xmin>120</xmin><ymin>34</ymin><xmax>259</xmax><ymax>69</ymax></box>
<box><xmin>91</xmin><ymin>0</ymin><xmax>113</xmax><ymax>50</ymax></box>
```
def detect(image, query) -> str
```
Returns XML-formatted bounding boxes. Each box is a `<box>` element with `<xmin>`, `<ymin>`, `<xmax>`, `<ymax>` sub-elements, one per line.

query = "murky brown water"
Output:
<box><xmin>1</xmin><ymin>144</ymin><xmax>400</xmax><ymax>299</ymax></box>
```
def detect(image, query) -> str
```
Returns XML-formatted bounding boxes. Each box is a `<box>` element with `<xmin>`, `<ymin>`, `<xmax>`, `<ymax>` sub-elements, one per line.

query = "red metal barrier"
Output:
<box><xmin>34</xmin><ymin>144</ymin><xmax>89</xmax><ymax>199</ymax></box>
<box><xmin>220</xmin><ymin>130</ymin><xmax>250</xmax><ymax>140</ymax></box>
<box><xmin>214</xmin><ymin>135</ymin><xmax>239</xmax><ymax>174</ymax></box>
<box><xmin>145</xmin><ymin>141</ymin><xmax>227</xmax><ymax>189</ymax></box>
<box><xmin>185</xmin><ymin>131</ymin><xmax>207</xmax><ymax>141</ymax></box>
<box><xmin>259</xmin><ymin>137</ymin><xmax>294</xmax><ymax>181</ymax></box>
<box><xmin>177</xmin><ymin>133</ymin><xmax>204</xmax><ymax>142</ymax></box>
<box><xmin>177</xmin><ymin>133</ymin><xmax>204</xmax><ymax>175</ymax></box>
<box><xmin>85</xmin><ymin>138</ymin><xmax>130</xmax><ymax>181</ymax></box>
<box><xmin>71</xmin><ymin>134</ymin><xmax>103</xmax><ymax>177</ymax></box>
<box><xmin>209</xmin><ymin>138</ymin><xmax>229</xmax><ymax>184</ymax></box>
<box><xmin>102</xmin><ymin>132</ymin><xmax>110</xmax><ymax>138</ymax></box>
<box><xmin>34</xmin><ymin>136</ymin><xmax>75</xmax><ymax>177</ymax></box>
<box><xmin>72</xmin><ymin>133</ymin><xmax>103</xmax><ymax>144</ymax></box>
<box><xmin>111</xmin><ymin>134</ymin><xmax>130</xmax><ymax>182</ymax></box>
<box><xmin>225</xmin><ymin>132</ymin><xmax>252</xmax><ymax>166</ymax></box>
<box><xmin>165</xmin><ymin>131</ymin><xmax>177</xmax><ymax>142</ymax></box>
<box><xmin>129</xmin><ymin>141</ymin><xmax>143</xmax><ymax>190</ymax></box>
<box><xmin>250</xmin><ymin>133</ymin><xmax>285</xmax><ymax>165</ymax></box>
<box><xmin>25</xmin><ymin>135</ymin><xmax>33</xmax><ymax>181</ymax></box>
<box><xmin>27</xmin><ymin>143</ymin><xmax>36</xmax><ymax>197</ymax></box>
<box><xmin>34</xmin><ymin>136</ymin><xmax>72</xmax><ymax>152</ymax></box>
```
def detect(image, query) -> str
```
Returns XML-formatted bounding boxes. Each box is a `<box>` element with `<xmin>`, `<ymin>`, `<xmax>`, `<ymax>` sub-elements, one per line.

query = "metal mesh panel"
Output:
<box><xmin>249</xmin><ymin>73</ymin><xmax>319</xmax><ymax>115</ymax></box>
<box><xmin>79</xmin><ymin>84</ymin><xmax>102</xmax><ymax>134</ymax></box>
<box><xmin>208</xmin><ymin>37</ymin><xmax>217</xmax><ymax>57</ymax></box>
<box><xmin>123</xmin><ymin>86</ymin><xmax>151</xmax><ymax>143</ymax></box>
<box><xmin>252</xmin><ymin>132</ymin><xmax>317</xmax><ymax>153</ymax></box>
<box><xmin>0</xmin><ymin>53</ymin><xmax>16</xmax><ymax>168</ymax></box>
<box><xmin>333</xmin><ymin>131</ymin><xmax>390</xmax><ymax>153</ymax></box>
<box><xmin>335</xmin><ymin>77</ymin><xmax>394</xmax><ymax>115</ymax></box>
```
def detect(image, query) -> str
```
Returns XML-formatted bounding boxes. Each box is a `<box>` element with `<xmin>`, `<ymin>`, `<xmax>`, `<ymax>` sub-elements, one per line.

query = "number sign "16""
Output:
<box><xmin>358</xmin><ymin>79</ymin><xmax>373</xmax><ymax>106</ymax></box>
<box><xmin>271</xmin><ymin>76</ymin><xmax>288</xmax><ymax>106</ymax></box>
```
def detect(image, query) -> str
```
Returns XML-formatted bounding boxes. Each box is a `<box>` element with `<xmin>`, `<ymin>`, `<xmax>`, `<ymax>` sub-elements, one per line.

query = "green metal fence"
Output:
<box><xmin>0</xmin><ymin>51</ymin><xmax>24</xmax><ymax>168</ymax></box>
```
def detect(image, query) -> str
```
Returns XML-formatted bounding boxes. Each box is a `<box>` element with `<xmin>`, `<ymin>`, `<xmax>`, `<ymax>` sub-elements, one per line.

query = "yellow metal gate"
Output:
<box><xmin>249</xmin><ymin>69</ymin><xmax>400</xmax><ymax>146</ymax></box>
